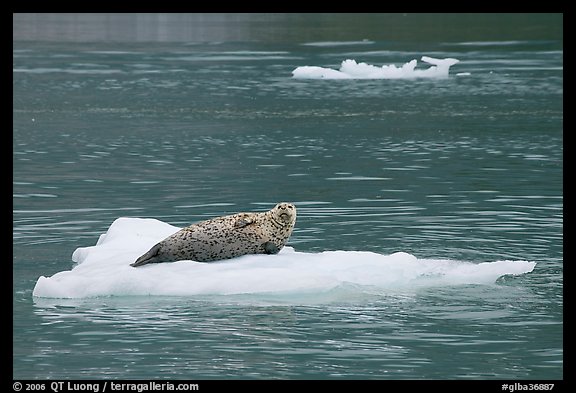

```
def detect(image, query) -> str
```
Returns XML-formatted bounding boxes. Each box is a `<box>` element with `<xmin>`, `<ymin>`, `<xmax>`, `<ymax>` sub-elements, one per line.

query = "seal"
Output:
<box><xmin>131</xmin><ymin>202</ymin><xmax>297</xmax><ymax>267</ymax></box>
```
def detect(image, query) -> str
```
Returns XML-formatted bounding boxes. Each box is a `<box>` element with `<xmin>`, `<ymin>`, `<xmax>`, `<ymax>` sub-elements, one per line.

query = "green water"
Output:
<box><xmin>13</xmin><ymin>14</ymin><xmax>562</xmax><ymax>380</ymax></box>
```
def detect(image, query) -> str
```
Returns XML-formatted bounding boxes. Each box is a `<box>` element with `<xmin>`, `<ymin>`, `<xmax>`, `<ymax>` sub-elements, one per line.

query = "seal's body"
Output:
<box><xmin>131</xmin><ymin>203</ymin><xmax>296</xmax><ymax>267</ymax></box>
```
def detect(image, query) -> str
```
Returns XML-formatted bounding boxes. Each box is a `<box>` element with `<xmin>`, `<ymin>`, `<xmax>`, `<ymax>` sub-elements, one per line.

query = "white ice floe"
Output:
<box><xmin>292</xmin><ymin>56</ymin><xmax>460</xmax><ymax>79</ymax></box>
<box><xmin>32</xmin><ymin>217</ymin><xmax>535</xmax><ymax>300</ymax></box>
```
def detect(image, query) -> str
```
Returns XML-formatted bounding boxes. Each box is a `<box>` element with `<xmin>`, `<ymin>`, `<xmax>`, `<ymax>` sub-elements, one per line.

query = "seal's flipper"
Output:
<box><xmin>263</xmin><ymin>241</ymin><xmax>280</xmax><ymax>255</ymax></box>
<box><xmin>234</xmin><ymin>218</ymin><xmax>254</xmax><ymax>229</ymax></box>
<box><xmin>131</xmin><ymin>243</ymin><xmax>162</xmax><ymax>267</ymax></box>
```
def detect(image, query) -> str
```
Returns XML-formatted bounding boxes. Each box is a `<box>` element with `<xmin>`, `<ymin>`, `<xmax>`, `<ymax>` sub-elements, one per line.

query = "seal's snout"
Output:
<box><xmin>271</xmin><ymin>203</ymin><xmax>296</xmax><ymax>230</ymax></box>
<box><xmin>274</xmin><ymin>202</ymin><xmax>296</xmax><ymax>223</ymax></box>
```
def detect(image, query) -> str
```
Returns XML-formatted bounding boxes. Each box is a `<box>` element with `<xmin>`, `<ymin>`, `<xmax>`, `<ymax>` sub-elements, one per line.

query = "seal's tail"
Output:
<box><xmin>131</xmin><ymin>243</ymin><xmax>162</xmax><ymax>267</ymax></box>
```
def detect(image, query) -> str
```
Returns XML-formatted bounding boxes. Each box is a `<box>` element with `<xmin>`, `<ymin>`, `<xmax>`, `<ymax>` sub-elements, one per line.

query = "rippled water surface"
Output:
<box><xmin>13</xmin><ymin>14</ymin><xmax>562</xmax><ymax>380</ymax></box>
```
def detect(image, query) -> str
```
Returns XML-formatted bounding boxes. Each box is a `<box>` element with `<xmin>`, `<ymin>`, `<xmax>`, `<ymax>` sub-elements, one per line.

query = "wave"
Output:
<box><xmin>292</xmin><ymin>56</ymin><xmax>460</xmax><ymax>79</ymax></box>
<box><xmin>32</xmin><ymin>217</ymin><xmax>535</xmax><ymax>300</ymax></box>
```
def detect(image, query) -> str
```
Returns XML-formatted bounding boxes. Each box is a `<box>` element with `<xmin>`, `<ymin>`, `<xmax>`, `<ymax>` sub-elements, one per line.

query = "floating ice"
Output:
<box><xmin>292</xmin><ymin>56</ymin><xmax>460</xmax><ymax>79</ymax></box>
<box><xmin>32</xmin><ymin>217</ymin><xmax>535</xmax><ymax>299</ymax></box>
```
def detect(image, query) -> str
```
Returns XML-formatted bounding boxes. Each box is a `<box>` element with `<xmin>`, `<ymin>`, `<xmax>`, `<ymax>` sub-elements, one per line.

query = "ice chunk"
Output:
<box><xmin>32</xmin><ymin>218</ymin><xmax>535</xmax><ymax>299</ymax></box>
<box><xmin>292</xmin><ymin>56</ymin><xmax>460</xmax><ymax>80</ymax></box>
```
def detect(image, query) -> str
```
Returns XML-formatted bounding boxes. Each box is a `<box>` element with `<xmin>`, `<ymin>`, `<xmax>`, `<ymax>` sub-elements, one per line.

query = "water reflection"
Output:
<box><xmin>13</xmin><ymin>13</ymin><xmax>563</xmax><ymax>43</ymax></box>
<box><xmin>26</xmin><ymin>282</ymin><xmax>557</xmax><ymax>379</ymax></box>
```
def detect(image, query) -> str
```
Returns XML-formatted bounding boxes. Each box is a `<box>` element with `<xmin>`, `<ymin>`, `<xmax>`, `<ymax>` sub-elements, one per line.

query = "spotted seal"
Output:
<box><xmin>131</xmin><ymin>202</ymin><xmax>296</xmax><ymax>267</ymax></box>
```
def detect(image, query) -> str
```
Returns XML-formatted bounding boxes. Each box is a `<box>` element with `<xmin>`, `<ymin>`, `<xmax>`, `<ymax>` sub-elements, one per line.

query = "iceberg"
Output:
<box><xmin>32</xmin><ymin>217</ymin><xmax>535</xmax><ymax>300</ymax></box>
<box><xmin>292</xmin><ymin>56</ymin><xmax>460</xmax><ymax>79</ymax></box>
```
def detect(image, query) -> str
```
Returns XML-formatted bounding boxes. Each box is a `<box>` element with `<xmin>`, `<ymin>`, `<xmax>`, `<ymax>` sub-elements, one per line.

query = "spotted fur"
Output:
<box><xmin>131</xmin><ymin>203</ymin><xmax>296</xmax><ymax>267</ymax></box>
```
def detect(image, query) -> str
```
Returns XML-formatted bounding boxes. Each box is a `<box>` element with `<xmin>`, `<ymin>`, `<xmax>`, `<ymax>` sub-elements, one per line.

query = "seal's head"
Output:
<box><xmin>269</xmin><ymin>202</ymin><xmax>297</xmax><ymax>230</ymax></box>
